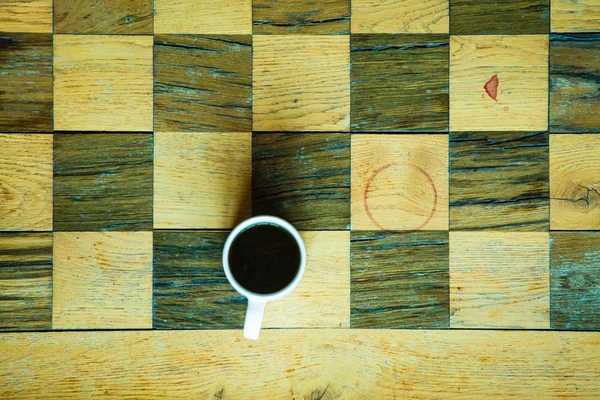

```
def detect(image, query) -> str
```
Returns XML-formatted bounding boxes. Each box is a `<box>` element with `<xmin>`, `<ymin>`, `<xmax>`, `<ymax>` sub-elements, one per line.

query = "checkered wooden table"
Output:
<box><xmin>1</xmin><ymin>0</ymin><xmax>600</xmax><ymax>398</ymax></box>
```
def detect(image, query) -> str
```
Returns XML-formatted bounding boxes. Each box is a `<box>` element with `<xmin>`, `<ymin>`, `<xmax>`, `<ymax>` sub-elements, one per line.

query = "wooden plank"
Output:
<box><xmin>0</xmin><ymin>34</ymin><xmax>52</xmax><ymax>132</ymax></box>
<box><xmin>351</xmin><ymin>231</ymin><xmax>449</xmax><ymax>328</ymax></box>
<box><xmin>450</xmin><ymin>131</ymin><xmax>549</xmax><ymax>231</ymax></box>
<box><xmin>0</xmin><ymin>0</ymin><xmax>52</xmax><ymax>33</ymax></box>
<box><xmin>0</xmin><ymin>134</ymin><xmax>52</xmax><ymax>231</ymax></box>
<box><xmin>154</xmin><ymin>132</ymin><xmax>251</xmax><ymax>229</ymax></box>
<box><xmin>550</xmin><ymin>134</ymin><xmax>600</xmax><ymax>230</ymax></box>
<box><xmin>450</xmin><ymin>35</ymin><xmax>549</xmax><ymax>132</ymax></box>
<box><xmin>154</xmin><ymin>231</ymin><xmax>350</xmax><ymax>329</ymax></box>
<box><xmin>450</xmin><ymin>232</ymin><xmax>550</xmax><ymax>329</ymax></box>
<box><xmin>551</xmin><ymin>232</ymin><xmax>600</xmax><ymax>330</ymax></box>
<box><xmin>53</xmin><ymin>35</ymin><xmax>153</xmax><ymax>132</ymax></box>
<box><xmin>351</xmin><ymin>134</ymin><xmax>448</xmax><ymax>231</ymax></box>
<box><xmin>54</xmin><ymin>134</ymin><xmax>153</xmax><ymax>232</ymax></box>
<box><xmin>154</xmin><ymin>35</ymin><xmax>252</xmax><ymax>133</ymax></box>
<box><xmin>351</xmin><ymin>0</ymin><xmax>448</xmax><ymax>34</ymax></box>
<box><xmin>2</xmin><ymin>330</ymin><xmax>600</xmax><ymax>398</ymax></box>
<box><xmin>552</xmin><ymin>0</ymin><xmax>600</xmax><ymax>33</ymax></box>
<box><xmin>0</xmin><ymin>233</ymin><xmax>52</xmax><ymax>331</ymax></box>
<box><xmin>253</xmin><ymin>133</ymin><xmax>350</xmax><ymax>230</ymax></box>
<box><xmin>55</xmin><ymin>0</ymin><xmax>152</xmax><ymax>34</ymax></box>
<box><xmin>253</xmin><ymin>0</ymin><xmax>350</xmax><ymax>35</ymax></box>
<box><xmin>155</xmin><ymin>0</ymin><xmax>251</xmax><ymax>34</ymax></box>
<box><xmin>351</xmin><ymin>34</ymin><xmax>449</xmax><ymax>132</ymax></box>
<box><xmin>253</xmin><ymin>35</ymin><xmax>350</xmax><ymax>132</ymax></box>
<box><xmin>53</xmin><ymin>232</ymin><xmax>153</xmax><ymax>329</ymax></box>
<box><xmin>450</xmin><ymin>0</ymin><xmax>549</xmax><ymax>35</ymax></box>
<box><xmin>550</xmin><ymin>34</ymin><xmax>600</xmax><ymax>133</ymax></box>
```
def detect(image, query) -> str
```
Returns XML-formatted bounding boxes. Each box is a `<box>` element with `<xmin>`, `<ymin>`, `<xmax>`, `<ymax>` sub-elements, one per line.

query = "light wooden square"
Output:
<box><xmin>351</xmin><ymin>135</ymin><xmax>448</xmax><ymax>231</ymax></box>
<box><xmin>450</xmin><ymin>232</ymin><xmax>550</xmax><ymax>329</ymax></box>
<box><xmin>54</xmin><ymin>35</ymin><xmax>153</xmax><ymax>132</ymax></box>
<box><xmin>263</xmin><ymin>231</ymin><xmax>350</xmax><ymax>328</ymax></box>
<box><xmin>253</xmin><ymin>35</ymin><xmax>350</xmax><ymax>132</ymax></box>
<box><xmin>155</xmin><ymin>0</ymin><xmax>251</xmax><ymax>34</ymax></box>
<box><xmin>0</xmin><ymin>135</ymin><xmax>52</xmax><ymax>231</ymax></box>
<box><xmin>154</xmin><ymin>132</ymin><xmax>251</xmax><ymax>229</ymax></box>
<box><xmin>552</xmin><ymin>0</ymin><xmax>600</xmax><ymax>33</ymax></box>
<box><xmin>550</xmin><ymin>134</ymin><xmax>600</xmax><ymax>230</ymax></box>
<box><xmin>0</xmin><ymin>0</ymin><xmax>52</xmax><ymax>33</ymax></box>
<box><xmin>53</xmin><ymin>232</ymin><xmax>153</xmax><ymax>329</ymax></box>
<box><xmin>352</xmin><ymin>0</ymin><xmax>448</xmax><ymax>33</ymax></box>
<box><xmin>450</xmin><ymin>35</ymin><xmax>549</xmax><ymax>131</ymax></box>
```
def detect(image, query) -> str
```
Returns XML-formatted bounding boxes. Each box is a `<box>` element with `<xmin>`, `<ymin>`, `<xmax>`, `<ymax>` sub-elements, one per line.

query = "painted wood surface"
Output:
<box><xmin>54</xmin><ymin>134</ymin><xmax>153</xmax><ymax>232</ymax></box>
<box><xmin>53</xmin><ymin>232</ymin><xmax>153</xmax><ymax>329</ymax></box>
<box><xmin>550</xmin><ymin>34</ymin><xmax>600</xmax><ymax>133</ymax></box>
<box><xmin>2</xmin><ymin>330</ymin><xmax>600</xmax><ymax>398</ymax></box>
<box><xmin>253</xmin><ymin>133</ymin><xmax>350</xmax><ymax>230</ymax></box>
<box><xmin>53</xmin><ymin>35</ymin><xmax>153</xmax><ymax>132</ymax></box>
<box><xmin>450</xmin><ymin>131</ymin><xmax>549</xmax><ymax>231</ymax></box>
<box><xmin>154</xmin><ymin>35</ymin><xmax>252</xmax><ymax>133</ymax></box>
<box><xmin>0</xmin><ymin>134</ymin><xmax>53</xmax><ymax>231</ymax></box>
<box><xmin>0</xmin><ymin>34</ymin><xmax>52</xmax><ymax>132</ymax></box>
<box><xmin>351</xmin><ymin>34</ymin><xmax>449</xmax><ymax>132</ymax></box>
<box><xmin>351</xmin><ymin>231</ymin><xmax>449</xmax><ymax>328</ymax></box>
<box><xmin>0</xmin><ymin>233</ymin><xmax>52</xmax><ymax>331</ymax></box>
<box><xmin>54</xmin><ymin>0</ymin><xmax>153</xmax><ymax>34</ymax></box>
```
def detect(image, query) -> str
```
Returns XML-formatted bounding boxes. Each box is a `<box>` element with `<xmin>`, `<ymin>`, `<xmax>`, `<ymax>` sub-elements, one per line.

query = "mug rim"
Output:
<box><xmin>222</xmin><ymin>215</ymin><xmax>306</xmax><ymax>302</ymax></box>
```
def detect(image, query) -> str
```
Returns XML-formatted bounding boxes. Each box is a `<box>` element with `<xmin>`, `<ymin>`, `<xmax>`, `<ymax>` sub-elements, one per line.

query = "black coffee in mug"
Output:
<box><xmin>228</xmin><ymin>224</ymin><xmax>301</xmax><ymax>295</ymax></box>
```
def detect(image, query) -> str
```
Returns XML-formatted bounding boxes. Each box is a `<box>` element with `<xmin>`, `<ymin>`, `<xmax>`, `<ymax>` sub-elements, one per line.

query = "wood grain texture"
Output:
<box><xmin>550</xmin><ymin>134</ymin><xmax>600</xmax><ymax>230</ymax></box>
<box><xmin>351</xmin><ymin>135</ymin><xmax>448</xmax><ymax>231</ymax></box>
<box><xmin>154</xmin><ymin>132</ymin><xmax>251</xmax><ymax>229</ymax></box>
<box><xmin>450</xmin><ymin>35</ymin><xmax>549</xmax><ymax>132</ymax></box>
<box><xmin>253</xmin><ymin>35</ymin><xmax>350</xmax><ymax>131</ymax></box>
<box><xmin>154</xmin><ymin>231</ymin><xmax>350</xmax><ymax>329</ymax></box>
<box><xmin>450</xmin><ymin>131</ymin><xmax>549</xmax><ymax>231</ymax></box>
<box><xmin>253</xmin><ymin>0</ymin><xmax>350</xmax><ymax>34</ymax></box>
<box><xmin>0</xmin><ymin>134</ymin><xmax>52</xmax><ymax>231</ymax></box>
<box><xmin>8</xmin><ymin>329</ymin><xmax>599</xmax><ymax>398</ymax></box>
<box><xmin>53</xmin><ymin>35</ymin><xmax>153</xmax><ymax>131</ymax></box>
<box><xmin>351</xmin><ymin>0</ymin><xmax>448</xmax><ymax>33</ymax></box>
<box><xmin>450</xmin><ymin>232</ymin><xmax>550</xmax><ymax>329</ymax></box>
<box><xmin>253</xmin><ymin>133</ymin><xmax>350</xmax><ymax>230</ymax></box>
<box><xmin>0</xmin><ymin>34</ymin><xmax>52</xmax><ymax>132</ymax></box>
<box><xmin>154</xmin><ymin>35</ymin><xmax>252</xmax><ymax>133</ymax></box>
<box><xmin>55</xmin><ymin>0</ymin><xmax>152</xmax><ymax>34</ymax></box>
<box><xmin>155</xmin><ymin>0</ymin><xmax>251</xmax><ymax>34</ymax></box>
<box><xmin>550</xmin><ymin>34</ymin><xmax>600</xmax><ymax>133</ymax></box>
<box><xmin>54</xmin><ymin>134</ymin><xmax>153</xmax><ymax>232</ymax></box>
<box><xmin>0</xmin><ymin>233</ymin><xmax>52</xmax><ymax>331</ymax></box>
<box><xmin>351</xmin><ymin>231</ymin><xmax>449</xmax><ymax>328</ymax></box>
<box><xmin>450</xmin><ymin>0</ymin><xmax>549</xmax><ymax>34</ymax></box>
<box><xmin>551</xmin><ymin>232</ymin><xmax>600</xmax><ymax>330</ymax></box>
<box><xmin>53</xmin><ymin>232</ymin><xmax>152</xmax><ymax>329</ymax></box>
<box><xmin>351</xmin><ymin>34</ymin><xmax>449</xmax><ymax>132</ymax></box>
<box><xmin>0</xmin><ymin>0</ymin><xmax>52</xmax><ymax>32</ymax></box>
<box><xmin>552</xmin><ymin>0</ymin><xmax>600</xmax><ymax>32</ymax></box>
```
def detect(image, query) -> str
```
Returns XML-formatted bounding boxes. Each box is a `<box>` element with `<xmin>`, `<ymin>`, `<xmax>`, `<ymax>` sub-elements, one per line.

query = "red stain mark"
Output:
<box><xmin>67</xmin><ymin>256</ymin><xmax>71</xmax><ymax>260</ymax></box>
<box><xmin>363</xmin><ymin>162</ymin><xmax>438</xmax><ymax>233</ymax></box>
<box><xmin>503</xmin><ymin>106</ymin><xmax>509</xmax><ymax>112</ymax></box>
<box><xmin>484</xmin><ymin>74</ymin><xmax>499</xmax><ymax>102</ymax></box>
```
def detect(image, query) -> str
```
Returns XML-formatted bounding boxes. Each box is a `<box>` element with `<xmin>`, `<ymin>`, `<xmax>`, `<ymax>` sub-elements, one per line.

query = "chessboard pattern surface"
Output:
<box><xmin>2</xmin><ymin>0</ymin><xmax>600</xmax><ymax>397</ymax></box>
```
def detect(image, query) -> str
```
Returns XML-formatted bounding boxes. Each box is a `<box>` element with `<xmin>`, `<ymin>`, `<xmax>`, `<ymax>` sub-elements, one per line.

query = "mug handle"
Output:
<box><xmin>244</xmin><ymin>299</ymin><xmax>266</xmax><ymax>340</ymax></box>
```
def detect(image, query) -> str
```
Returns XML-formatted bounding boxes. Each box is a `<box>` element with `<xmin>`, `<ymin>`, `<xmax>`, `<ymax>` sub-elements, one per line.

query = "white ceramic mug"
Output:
<box><xmin>222</xmin><ymin>216</ymin><xmax>306</xmax><ymax>340</ymax></box>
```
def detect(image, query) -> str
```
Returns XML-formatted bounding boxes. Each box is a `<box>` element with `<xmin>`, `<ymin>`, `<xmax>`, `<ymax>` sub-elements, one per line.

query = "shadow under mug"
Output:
<box><xmin>222</xmin><ymin>215</ymin><xmax>306</xmax><ymax>340</ymax></box>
